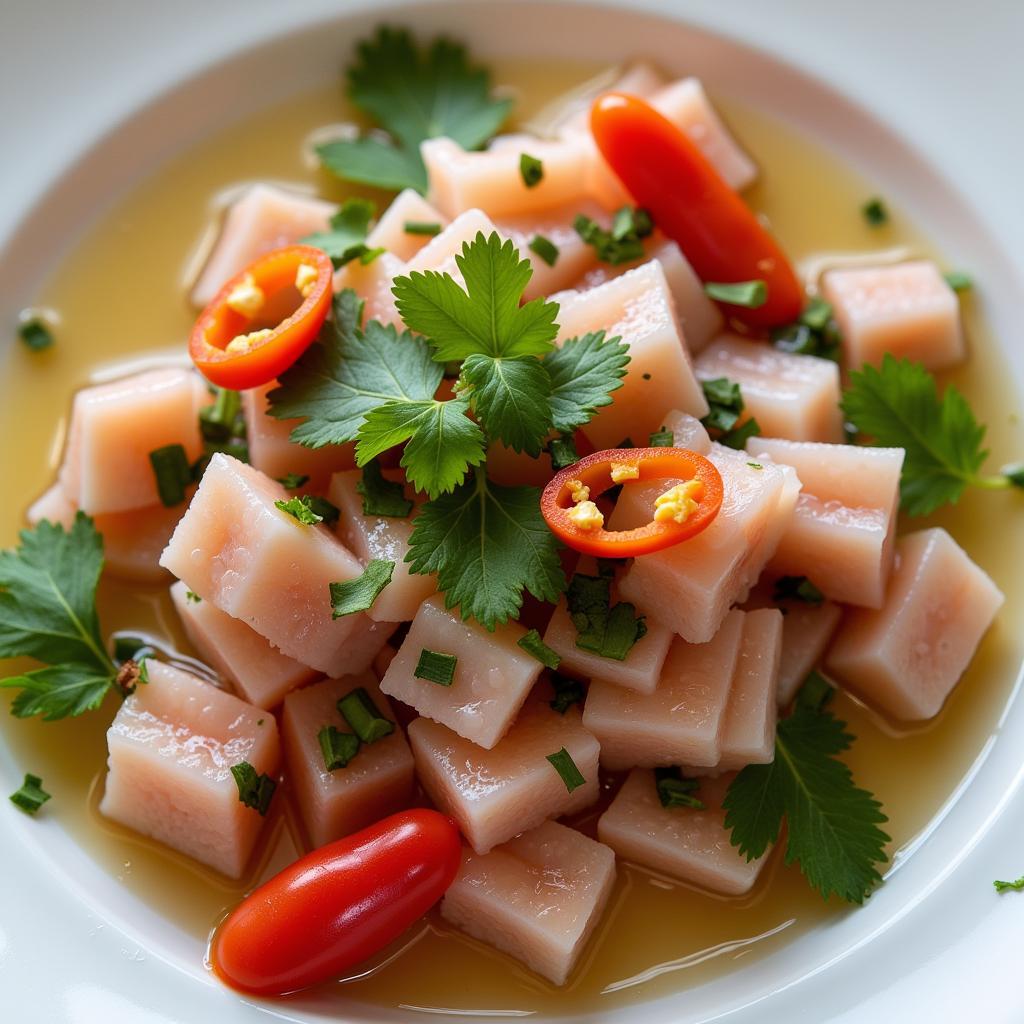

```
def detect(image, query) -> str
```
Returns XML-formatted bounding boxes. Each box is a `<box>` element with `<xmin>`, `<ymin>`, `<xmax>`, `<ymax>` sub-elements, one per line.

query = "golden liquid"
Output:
<box><xmin>2</xmin><ymin>62</ymin><xmax>1022</xmax><ymax>1017</ymax></box>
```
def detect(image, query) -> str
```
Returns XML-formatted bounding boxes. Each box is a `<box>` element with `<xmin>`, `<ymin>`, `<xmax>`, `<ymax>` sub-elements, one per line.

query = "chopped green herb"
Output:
<box><xmin>185</xmin><ymin>590</ymin><xmax>202</xmax><ymax>604</ymax></box>
<box><xmin>149</xmin><ymin>444</ymin><xmax>192</xmax><ymax>507</ymax></box>
<box><xmin>199</xmin><ymin>387</ymin><xmax>245</xmax><ymax>444</ymax></box>
<box><xmin>718</xmin><ymin>418</ymin><xmax>761</xmax><ymax>450</ymax></box>
<box><xmin>546</xmin><ymin>747</ymin><xmax>586</xmax><ymax>793</ymax></box>
<box><xmin>700</xmin><ymin>377</ymin><xmax>744</xmax><ymax>432</ymax></box>
<box><xmin>257</xmin><ymin>718</ymin><xmax>265</xmax><ymax>726</ymax></box>
<box><xmin>547</xmin><ymin>433</ymin><xmax>579</xmax><ymax>472</ymax></box>
<box><xmin>18</xmin><ymin>318</ymin><xmax>55</xmax><ymax>352</ymax></box>
<box><xmin>360</xmin><ymin>246</ymin><xmax>386</xmax><ymax>266</ymax></box>
<box><xmin>862</xmin><ymin>197</ymin><xmax>889</xmax><ymax>226</ymax></box>
<box><xmin>773</xmin><ymin>575</ymin><xmax>825</xmax><ymax>605</ymax></box>
<box><xmin>704</xmin><ymin>280</ymin><xmax>767</xmax><ymax>309</ymax></box>
<box><xmin>302</xmin><ymin>198</ymin><xmax>376</xmax><ymax>268</ymax></box>
<box><xmin>642</xmin><ymin>372</ymin><xmax>652</xmax><ymax>381</ymax></box>
<box><xmin>9</xmin><ymin>773</ymin><xmax>51</xmax><ymax>814</ymax></box>
<box><xmin>329</xmin><ymin>559</ymin><xmax>395</xmax><ymax>618</ymax></box>
<box><xmin>795</xmin><ymin>670</ymin><xmax>835</xmax><ymax>712</ymax></box>
<box><xmin>519</xmin><ymin>153</ymin><xmax>544</xmax><ymax>188</ymax></box>
<box><xmin>337</xmin><ymin>686</ymin><xmax>395</xmax><ymax>743</ymax></box>
<box><xmin>799</xmin><ymin>296</ymin><xmax>833</xmax><ymax>332</ymax></box>
<box><xmin>0</xmin><ymin>514</ymin><xmax>118</xmax><ymax>720</ymax></box>
<box><xmin>404</xmin><ymin>220</ymin><xmax>442</xmax><ymax>236</ymax></box>
<box><xmin>414</xmin><ymin>648</ymin><xmax>458</xmax><ymax>685</ymax></box>
<box><xmin>747</xmin><ymin>462</ymin><xmax>763</xmax><ymax>470</ymax></box>
<box><xmin>771</xmin><ymin>299</ymin><xmax>841</xmax><ymax>361</ymax></box>
<box><xmin>655</xmin><ymin>768</ymin><xmax>704</xmax><ymax>810</ymax></box>
<box><xmin>316</xmin><ymin>27</ymin><xmax>511</xmax><ymax>193</ymax></box>
<box><xmin>318</xmin><ymin>725</ymin><xmax>361</xmax><ymax>771</ymax></box>
<box><xmin>994</xmin><ymin>876</ymin><xmax>1024</xmax><ymax>894</ymax></box>
<box><xmin>305</xmin><ymin>495</ymin><xmax>340</xmax><ymax>527</ymax></box>
<box><xmin>517</xmin><ymin>629</ymin><xmax>560</xmax><ymax>670</ymax></box>
<box><xmin>1002</xmin><ymin>462</ymin><xmax>1024</xmax><ymax>489</ymax></box>
<box><xmin>277</xmin><ymin>473</ymin><xmax>310</xmax><ymax>490</ymax></box>
<box><xmin>841</xmin><ymin>355</ymin><xmax>1021</xmax><ymax>516</ymax></box>
<box><xmin>611</xmin><ymin>205</ymin><xmax>653</xmax><ymax>241</ymax></box>
<box><xmin>357</xmin><ymin>459</ymin><xmax>414</xmax><ymax>518</ymax></box>
<box><xmin>275</xmin><ymin>495</ymin><xmax>324</xmax><ymax>526</ymax></box>
<box><xmin>648</xmin><ymin>427</ymin><xmax>674</xmax><ymax>447</ymax></box>
<box><xmin>231</xmin><ymin>762</ymin><xmax>277</xmax><ymax>816</ymax></box>
<box><xmin>566</xmin><ymin>573</ymin><xmax>647</xmax><ymax>661</ymax></box>
<box><xmin>528</xmin><ymin>234</ymin><xmax>559</xmax><ymax>267</ymax></box>
<box><xmin>574</xmin><ymin>205</ymin><xmax>653</xmax><ymax>265</ymax></box>
<box><xmin>549</xmin><ymin>674</ymin><xmax>585</xmax><ymax>714</ymax></box>
<box><xmin>543</xmin><ymin>330</ymin><xmax>629</xmax><ymax>434</ymax></box>
<box><xmin>944</xmin><ymin>271</ymin><xmax>972</xmax><ymax>292</ymax></box>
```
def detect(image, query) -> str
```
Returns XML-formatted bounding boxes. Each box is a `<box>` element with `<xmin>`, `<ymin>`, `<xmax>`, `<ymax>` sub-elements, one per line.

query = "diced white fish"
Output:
<box><xmin>441</xmin><ymin>820</ymin><xmax>616</xmax><ymax>986</ymax></box>
<box><xmin>660</xmin><ymin>408</ymin><xmax>712</xmax><ymax>454</ymax></box>
<box><xmin>380</xmin><ymin>595</ymin><xmax>541</xmax><ymax>749</ymax></box>
<box><xmin>282</xmin><ymin>673</ymin><xmax>415</xmax><ymax>848</ymax></box>
<box><xmin>365</xmin><ymin>188</ymin><xmax>450</xmax><ymax>262</ymax></box>
<box><xmin>404</xmin><ymin>208</ymin><xmax>499</xmax><ymax>283</ymax></box>
<box><xmin>827</xmin><ymin>528</ymin><xmax>1004</xmax><ymax>721</ymax></box>
<box><xmin>409</xmin><ymin>696</ymin><xmax>600</xmax><ymax>854</ymax></box>
<box><xmin>99</xmin><ymin>661</ymin><xmax>280</xmax><ymax>878</ymax></box>
<box><xmin>332</xmin><ymin>250</ymin><xmax>405</xmax><ymax>327</ymax></box>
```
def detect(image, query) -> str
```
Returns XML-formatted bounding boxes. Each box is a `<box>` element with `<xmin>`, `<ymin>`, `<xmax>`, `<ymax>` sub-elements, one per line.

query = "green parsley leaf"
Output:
<box><xmin>9</xmin><ymin>773</ymin><xmax>51</xmax><ymax>814</ymax></box>
<box><xmin>302</xmin><ymin>198</ymin><xmax>376</xmax><ymax>268</ymax></box>
<box><xmin>393</xmin><ymin>231</ymin><xmax>559</xmax><ymax>361</ymax></box>
<box><xmin>944</xmin><ymin>270</ymin><xmax>972</xmax><ymax>292</ymax></box>
<box><xmin>546</xmin><ymin>747</ymin><xmax>586</xmax><ymax>793</ymax></box>
<box><xmin>185</xmin><ymin>590</ymin><xmax>202</xmax><ymax>604</ymax></box>
<box><xmin>276</xmin><ymin>473</ymin><xmax>310</xmax><ymax>490</ymax></box>
<box><xmin>840</xmin><ymin>355</ymin><xmax>1014</xmax><ymax>516</ymax></box>
<box><xmin>414</xmin><ymin>648</ymin><xmax>458</xmax><ymax>685</ymax></box>
<box><xmin>574</xmin><ymin>206</ymin><xmax>652</xmax><ymax>264</ymax></box>
<box><xmin>704</xmin><ymin>280</ymin><xmax>767</xmax><ymax>308</ymax></box>
<box><xmin>862</xmin><ymin>197</ymin><xmax>889</xmax><ymax>226</ymax></box>
<box><xmin>405</xmin><ymin>220</ymin><xmax>442</xmax><ymax>237</ymax></box>
<box><xmin>231</xmin><ymin>761</ymin><xmax>277</xmax><ymax>816</ymax></box>
<box><xmin>649</xmin><ymin>427</ymin><xmax>674</xmax><ymax>447</ymax></box>
<box><xmin>357</xmin><ymin>459</ymin><xmax>414</xmax><ymax>517</ymax></box>
<box><xmin>723</xmin><ymin>700</ymin><xmax>890</xmax><ymax>904</ymax></box>
<box><xmin>318</xmin><ymin>725</ymin><xmax>361</xmax><ymax>771</ymax></box>
<box><xmin>517</xmin><ymin>629</ymin><xmax>560</xmax><ymax>670</ymax></box>
<box><xmin>519</xmin><ymin>152</ymin><xmax>544</xmax><ymax>187</ymax></box>
<box><xmin>269</xmin><ymin>290</ymin><xmax>442</xmax><ymax>448</ymax></box>
<box><xmin>994</xmin><ymin>876</ymin><xmax>1024</xmax><ymax>894</ymax></box>
<box><xmin>337</xmin><ymin>686</ymin><xmax>395</xmax><ymax>743</ymax></box>
<box><xmin>549</xmin><ymin>674</ymin><xmax>585</xmax><ymax>714</ymax></box>
<box><xmin>566</xmin><ymin>573</ymin><xmax>647</xmax><ymax>661</ymax></box>
<box><xmin>406</xmin><ymin>473</ymin><xmax>565</xmax><ymax>630</ymax></box>
<box><xmin>772</xmin><ymin>575</ymin><xmax>825</xmax><ymax>605</ymax></box>
<box><xmin>275</xmin><ymin>495</ymin><xmax>324</xmax><ymax>526</ymax></box>
<box><xmin>547</xmin><ymin>433</ymin><xmax>579</xmax><ymax>472</ymax></box>
<box><xmin>0</xmin><ymin>514</ymin><xmax>118</xmax><ymax>720</ymax></box>
<box><xmin>317</xmin><ymin>27</ymin><xmax>512</xmax><ymax>194</ymax></box>
<box><xmin>718</xmin><ymin>417</ymin><xmax>762</xmax><ymax>450</ymax></box>
<box><xmin>149</xmin><ymin>444</ymin><xmax>192</xmax><ymax>507</ymax></box>
<box><xmin>655</xmin><ymin>767</ymin><xmax>705</xmax><ymax>810</ymax></box>
<box><xmin>700</xmin><ymin>376</ymin><xmax>761</xmax><ymax>448</ymax></box>
<box><xmin>543</xmin><ymin>330</ymin><xmax>629</xmax><ymax>433</ymax></box>
<box><xmin>305</xmin><ymin>496</ymin><xmax>340</xmax><ymax>527</ymax></box>
<box><xmin>18</xmin><ymin>318</ymin><xmax>55</xmax><ymax>352</ymax></box>
<box><xmin>329</xmin><ymin>559</ymin><xmax>396</xmax><ymax>618</ymax></box>
<box><xmin>528</xmin><ymin>234</ymin><xmax>559</xmax><ymax>267</ymax></box>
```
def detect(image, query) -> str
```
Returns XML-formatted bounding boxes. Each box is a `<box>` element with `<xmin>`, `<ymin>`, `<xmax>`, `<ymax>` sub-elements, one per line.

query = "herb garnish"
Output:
<box><xmin>944</xmin><ymin>271</ymin><xmax>972</xmax><ymax>292</ymax></box>
<box><xmin>546</xmin><ymin>747</ymin><xmax>586</xmax><ymax>793</ymax></box>
<box><xmin>18</xmin><ymin>318</ymin><xmax>55</xmax><ymax>352</ymax></box>
<box><xmin>302</xmin><ymin>198</ymin><xmax>377</xmax><ymax>268</ymax></box>
<box><xmin>699</xmin><ymin>377</ymin><xmax>762</xmax><ymax>450</ymax></box>
<box><xmin>306</xmin><ymin>495</ymin><xmax>340</xmax><ymax>526</ymax></box>
<box><xmin>704</xmin><ymin>280</ymin><xmax>767</xmax><ymax>309</ymax></box>
<box><xmin>547</xmin><ymin>433</ymin><xmax>579</xmax><ymax>472</ymax></box>
<box><xmin>357</xmin><ymin>459</ymin><xmax>414</xmax><ymax>518</ymax></box>
<box><xmin>275</xmin><ymin>495</ymin><xmax>324</xmax><ymax>525</ymax></box>
<box><xmin>771</xmin><ymin>298</ymin><xmax>842</xmax><ymax>361</ymax></box>
<box><xmin>519</xmin><ymin>153</ymin><xmax>544</xmax><ymax>187</ymax></box>
<box><xmin>149</xmin><ymin>444</ymin><xmax>192</xmax><ymax>507</ymax></box>
<box><xmin>231</xmin><ymin>762</ymin><xmax>277</xmax><ymax>816</ymax></box>
<box><xmin>329</xmin><ymin>559</ymin><xmax>396</xmax><ymax>618</ymax></box>
<box><xmin>648</xmin><ymin>427</ymin><xmax>674</xmax><ymax>447</ymax></box>
<box><xmin>277</xmin><ymin>473</ymin><xmax>310</xmax><ymax>490</ymax></box>
<box><xmin>517</xmin><ymin>629</ymin><xmax>561</xmax><ymax>670</ymax></box>
<box><xmin>318</xmin><ymin>725</ymin><xmax>361</xmax><ymax>771</ymax></box>
<box><xmin>574</xmin><ymin>206</ymin><xmax>653</xmax><ymax>265</ymax></box>
<box><xmin>315</xmin><ymin>27</ymin><xmax>512</xmax><ymax>194</ymax></box>
<box><xmin>994</xmin><ymin>876</ymin><xmax>1024</xmax><ymax>894</ymax></box>
<box><xmin>655</xmin><ymin>767</ymin><xmax>704</xmax><ymax>810</ymax></box>
<box><xmin>862</xmin><ymin>197</ymin><xmax>889</xmax><ymax>226</ymax></box>
<box><xmin>9</xmin><ymin>773</ymin><xmax>51</xmax><ymax>814</ymax></box>
<box><xmin>566</xmin><ymin>573</ymin><xmax>647</xmax><ymax>661</ymax></box>
<box><xmin>772</xmin><ymin>575</ymin><xmax>825</xmax><ymax>605</ymax></box>
<box><xmin>549</xmin><ymin>674</ymin><xmax>585</xmax><ymax>714</ymax></box>
<box><xmin>528</xmin><ymin>234</ymin><xmax>559</xmax><ymax>267</ymax></box>
<box><xmin>337</xmin><ymin>687</ymin><xmax>395</xmax><ymax>743</ymax></box>
<box><xmin>405</xmin><ymin>220</ymin><xmax>442</xmax><ymax>237</ymax></box>
<box><xmin>414</xmin><ymin>648</ymin><xmax>458</xmax><ymax>686</ymax></box>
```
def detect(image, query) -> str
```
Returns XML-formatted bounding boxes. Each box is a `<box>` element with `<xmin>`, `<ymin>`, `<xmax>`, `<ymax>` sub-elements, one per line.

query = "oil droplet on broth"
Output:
<box><xmin>1</xmin><ymin>61</ymin><xmax>1022</xmax><ymax>1017</ymax></box>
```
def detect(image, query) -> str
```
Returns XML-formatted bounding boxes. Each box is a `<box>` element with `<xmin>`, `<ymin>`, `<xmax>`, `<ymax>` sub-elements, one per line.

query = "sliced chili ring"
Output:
<box><xmin>189</xmin><ymin>244</ymin><xmax>333</xmax><ymax>390</ymax></box>
<box><xmin>541</xmin><ymin>447</ymin><xmax>723</xmax><ymax>558</ymax></box>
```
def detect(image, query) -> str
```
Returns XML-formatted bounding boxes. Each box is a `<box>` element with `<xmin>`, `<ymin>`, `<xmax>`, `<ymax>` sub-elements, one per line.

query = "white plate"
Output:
<box><xmin>2</xmin><ymin>2</ymin><xmax>1024</xmax><ymax>1022</ymax></box>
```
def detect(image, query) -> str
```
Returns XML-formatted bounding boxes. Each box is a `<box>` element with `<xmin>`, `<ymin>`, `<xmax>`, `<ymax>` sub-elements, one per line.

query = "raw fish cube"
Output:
<box><xmin>159</xmin><ymin>453</ymin><xmax>375</xmax><ymax>676</ymax></box>
<box><xmin>332</xmin><ymin>250</ymin><xmax>405</xmax><ymax>327</ymax></box>
<box><xmin>60</xmin><ymin>367</ymin><xmax>208</xmax><ymax>515</ymax></box>
<box><xmin>695</xmin><ymin>335</ymin><xmax>845</xmax><ymax>443</ymax></box>
<box><xmin>650</xmin><ymin>79</ymin><xmax>758</xmax><ymax>191</ymax></box>
<box><xmin>26</xmin><ymin>483</ymin><xmax>76</xmax><ymax>528</ymax></box>
<box><xmin>715</xmin><ymin>608</ymin><xmax>781</xmax><ymax>770</ymax></box>
<box><xmin>441</xmin><ymin>820</ymin><xmax>616</xmax><ymax>985</ymax></box>
<box><xmin>366</xmin><ymin>189</ymin><xmax>449</xmax><ymax>262</ymax></box>
<box><xmin>404</xmin><ymin>208</ymin><xmax>499</xmax><ymax>282</ymax></box>
<box><xmin>170</xmin><ymin>580</ymin><xmax>316</xmax><ymax>708</ymax></box>
<box><xmin>821</xmin><ymin>260</ymin><xmax>965</xmax><ymax>371</ymax></box>
<box><xmin>659</xmin><ymin>408</ymin><xmax>712</xmax><ymax>454</ymax></box>
<box><xmin>244</xmin><ymin>382</ymin><xmax>355</xmax><ymax>491</ymax></box>
<box><xmin>409</xmin><ymin>696</ymin><xmax>600</xmax><ymax>853</ymax></box>
<box><xmin>192</xmin><ymin>184</ymin><xmax>334</xmax><ymax>306</ymax></box>
<box><xmin>282</xmin><ymin>674</ymin><xmax>415</xmax><ymax>848</ymax></box>
<box><xmin>555</xmin><ymin>261</ymin><xmax>709</xmax><ymax>449</ymax></box>
<box><xmin>327</xmin><ymin>469</ymin><xmax>436</xmax><ymax>622</ymax></box>
<box><xmin>583</xmin><ymin>611</ymin><xmax>745</xmax><ymax>769</ymax></box>
<box><xmin>748</xmin><ymin>437</ymin><xmax>904</xmax><ymax>609</ymax></box>
<box><xmin>826</xmin><ymin>528</ymin><xmax>1003</xmax><ymax>720</ymax></box>
<box><xmin>380</xmin><ymin>596</ymin><xmax>541</xmax><ymax>749</ymax></box>
<box><xmin>422</xmin><ymin>135</ymin><xmax>589</xmax><ymax>219</ymax></box>
<box><xmin>613</xmin><ymin>445</ymin><xmax>799</xmax><ymax>642</ymax></box>
<box><xmin>99</xmin><ymin>661</ymin><xmax>279</xmax><ymax>878</ymax></box>
<box><xmin>598</xmin><ymin>770</ymin><xmax>768</xmax><ymax>895</ymax></box>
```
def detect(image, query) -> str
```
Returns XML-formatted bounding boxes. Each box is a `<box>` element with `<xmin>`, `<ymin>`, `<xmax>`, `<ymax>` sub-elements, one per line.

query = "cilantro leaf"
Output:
<box><xmin>392</xmin><ymin>232</ymin><xmax>559</xmax><ymax>360</ymax></box>
<box><xmin>406</xmin><ymin>473</ymin><xmax>566</xmax><ymax>629</ymax></box>
<box><xmin>302</xmin><ymin>198</ymin><xmax>376</xmax><ymax>268</ymax></box>
<box><xmin>268</xmin><ymin>290</ymin><xmax>442</xmax><ymax>448</ymax></box>
<box><xmin>357</xmin><ymin>395</ymin><xmax>486</xmax><ymax>498</ymax></box>
<box><xmin>318</xmin><ymin>28</ymin><xmax>512</xmax><ymax>194</ymax></box>
<box><xmin>459</xmin><ymin>354</ymin><xmax>553</xmax><ymax>455</ymax></box>
<box><xmin>0</xmin><ymin>515</ymin><xmax>117</xmax><ymax>720</ymax></box>
<box><xmin>840</xmin><ymin>355</ymin><xmax>1003</xmax><ymax>516</ymax></box>
<box><xmin>357</xmin><ymin>460</ymin><xmax>414</xmax><ymax>518</ymax></box>
<box><xmin>723</xmin><ymin>696</ymin><xmax>890</xmax><ymax>904</ymax></box>
<box><xmin>543</xmin><ymin>330</ymin><xmax>629</xmax><ymax>433</ymax></box>
<box><xmin>566</xmin><ymin>573</ymin><xmax>647</xmax><ymax>661</ymax></box>
<box><xmin>329</xmin><ymin>559</ymin><xmax>396</xmax><ymax>618</ymax></box>
<box><xmin>274</xmin><ymin>496</ymin><xmax>323</xmax><ymax>526</ymax></box>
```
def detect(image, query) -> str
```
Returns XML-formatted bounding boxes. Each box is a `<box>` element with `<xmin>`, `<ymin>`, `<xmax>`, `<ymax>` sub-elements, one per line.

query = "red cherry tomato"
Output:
<box><xmin>189</xmin><ymin>244</ymin><xmax>333</xmax><ymax>390</ymax></box>
<box><xmin>211</xmin><ymin>809</ymin><xmax>462</xmax><ymax>996</ymax></box>
<box><xmin>590</xmin><ymin>93</ymin><xmax>803</xmax><ymax>329</ymax></box>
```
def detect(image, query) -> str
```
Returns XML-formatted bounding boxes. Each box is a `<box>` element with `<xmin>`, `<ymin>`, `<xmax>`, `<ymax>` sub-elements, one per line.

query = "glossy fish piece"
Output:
<box><xmin>282</xmin><ymin>673</ymin><xmax>415</xmax><ymax>848</ymax></box>
<box><xmin>365</xmin><ymin>188</ymin><xmax>449</xmax><ymax>262</ymax></box>
<box><xmin>598</xmin><ymin>769</ymin><xmax>769</xmax><ymax>895</ymax></box>
<box><xmin>99</xmin><ymin>661</ymin><xmax>280</xmax><ymax>878</ymax></box>
<box><xmin>331</xmin><ymin>250</ymin><xmax>405</xmax><ymax>327</ymax></box>
<box><xmin>827</xmin><ymin>528</ymin><xmax>1004</xmax><ymax>720</ymax></box>
<box><xmin>441</xmin><ymin>820</ymin><xmax>616</xmax><ymax>986</ymax></box>
<box><xmin>380</xmin><ymin>595</ymin><xmax>541</xmax><ymax>749</ymax></box>
<box><xmin>408</xmin><ymin>696</ymin><xmax>600</xmax><ymax>854</ymax></box>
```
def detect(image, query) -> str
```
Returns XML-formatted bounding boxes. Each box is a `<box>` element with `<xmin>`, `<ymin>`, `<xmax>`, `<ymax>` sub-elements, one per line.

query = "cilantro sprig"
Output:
<box><xmin>302</xmin><ymin>198</ymin><xmax>377</xmax><ymax>268</ymax></box>
<box><xmin>841</xmin><ymin>355</ymin><xmax>1023</xmax><ymax>516</ymax></box>
<box><xmin>316</xmin><ymin>27</ymin><xmax>512</xmax><ymax>194</ymax></box>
